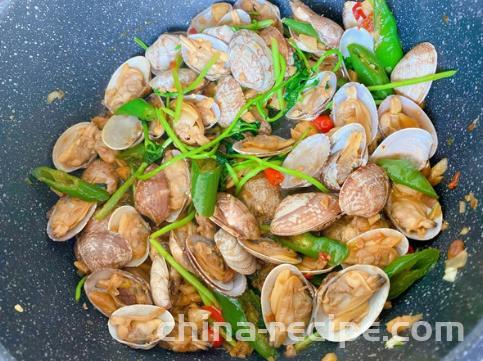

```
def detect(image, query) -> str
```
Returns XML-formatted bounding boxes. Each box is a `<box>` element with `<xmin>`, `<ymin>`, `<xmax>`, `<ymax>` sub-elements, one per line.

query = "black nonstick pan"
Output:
<box><xmin>0</xmin><ymin>0</ymin><xmax>482</xmax><ymax>360</ymax></box>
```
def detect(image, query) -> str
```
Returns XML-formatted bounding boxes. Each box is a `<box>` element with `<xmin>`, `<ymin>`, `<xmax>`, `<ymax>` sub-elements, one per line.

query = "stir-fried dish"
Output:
<box><xmin>31</xmin><ymin>0</ymin><xmax>458</xmax><ymax>358</ymax></box>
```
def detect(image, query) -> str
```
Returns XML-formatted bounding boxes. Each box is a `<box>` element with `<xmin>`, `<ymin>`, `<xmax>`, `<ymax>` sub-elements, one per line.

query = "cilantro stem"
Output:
<box><xmin>288</xmin><ymin>39</ymin><xmax>310</xmax><ymax>70</ymax></box>
<box><xmin>172</xmin><ymin>55</ymin><xmax>184</xmax><ymax>123</ymax></box>
<box><xmin>224</xmin><ymin>162</ymin><xmax>240</xmax><ymax>188</ymax></box>
<box><xmin>75</xmin><ymin>276</ymin><xmax>87</xmax><ymax>302</ymax></box>
<box><xmin>133</xmin><ymin>37</ymin><xmax>149</xmax><ymax>50</ymax></box>
<box><xmin>150</xmin><ymin>207</ymin><xmax>195</xmax><ymax>239</ymax></box>
<box><xmin>311</xmin><ymin>48</ymin><xmax>344</xmax><ymax>73</ymax></box>
<box><xmin>232</xmin><ymin>19</ymin><xmax>274</xmax><ymax>31</ymax></box>
<box><xmin>156</xmin><ymin>108</ymin><xmax>188</xmax><ymax>154</ymax></box>
<box><xmin>294</xmin><ymin>332</ymin><xmax>322</xmax><ymax>351</ymax></box>
<box><xmin>367</xmin><ymin>70</ymin><xmax>457</xmax><ymax>91</ymax></box>
<box><xmin>236</xmin><ymin>166</ymin><xmax>266</xmax><ymax>194</ymax></box>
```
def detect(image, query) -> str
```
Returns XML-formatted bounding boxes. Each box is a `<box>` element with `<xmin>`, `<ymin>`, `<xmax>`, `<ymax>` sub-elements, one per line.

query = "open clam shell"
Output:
<box><xmin>218</xmin><ymin>9</ymin><xmax>251</xmax><ymax>26</ymax></box>
<box><xmin>203</xmin><ymin>25</ymin><xmax>235</xmax><ymax>43</ymax></box>
<box><xmin>339</xmin><ymin>27</ymin><xmax>374</xmax><ymax>58</ymax></box>
<box><xmin>214</xmin><ymin>229</ymin><xmax>257</xmax><ymax>275</ymax></box>
<box><xmin>145</xmin><ymin>33</ymin><xmax>181</xmax><ymax>75</ymax></box>
<box><xmin>286</xmin><ymin>71</ymin><xmax>337</xmax><ymax>120</ymax></box>
<box><xmin>339</xmin><ymin>164</ymin><xmax>390</xmax><ymax>218</ymax></box>
<box><xmin>321</xmin><ymin>123</ymin><xmax>368</xmax><ymax>191</ymax></box>
<box><xmin>332</xmin><ymin>82</ymin><xmax>378</xmax><ymax>143</ymax></box>
<box><xmin>271</xmin><ymin>192</ymin><xmax>341</xmax><ymax>236</ymax></box>
<box><xmin>150</xmin><ymin>255</ymin><xmax>171</xmax><ymax>309</ymax></box>
<box><xmin>187</xmin><ymin>2</ymin><xmax>233</xmax><ymax>34</ymax></box>
<box><xmin>108</xmin><ymin>205</ymin><xmax>150</xmax><ymax>268</ymax></box>
<box><xmin>47</xmin><ymin>197</ymin><xmax>96</xmax><ymax>242</ymax></box>
<box><xmin>52</xmin><ymin>122</ymin><xmax>98</xmax><ymax>172</ymax></box>
<box><xmin>168</xmin><ymin>223</ymin><xmax>196</xmax><ymax>272</ymax></box>
<box><xmin>234</xmin><ymin>0</ymin><xmax>283</xmax><ymax>31</ymax></box>
<box><xmin>369</xmin><ymin>128</ymin><xmax>434</xmax><ymax>170</ymax></box>
<box><xmin>185</xmin><ymin>235</ymin><xmax>247</xmax><ymax>297</ymax></box>
<box><xmin>104</xmin><ymin>56</ymin><xmax>151</xmax><ymax>112</ymax></box>
<box><xmin>181</xmin><ymin>34</ymin><xmax>230</xmax><ymax>81</ymax></box>
<box><xmin>210</xmin><ymin>193</ymin><xmax>260</xmax><ymax>240</ymax></box>
<box><xmin>84</xmin><ymin>269</ymin><xmax>152</xmax><ymax>317</ymax></box>
<box><xmin>108</xmin><ymin>305</ymin><xmax>175</xmax><ymax>350</ymax></box>
<box><xmin>184</xmin><ymin>94</ymin><xmax>220</xmax><ymax>129</ymax></box>
<box><xmin>378</xmin><ymin>95</ymin><xmax>438</xmax><ymax>157</ymax></box>
<box><xmin>214</xmin><ymin>75</ymin><xmax>247</xmax><ymax>128</ymax></box>
<box><xmin>232</xmin><ymin>135</ymin><xmax>294</xmax><ymax>157</ymax></box>
<box><xmin>261</xmin><ymin>264</ymin><xmax>316</xmax><ymax>346</ymax></box>
<box><xmin>149</xmin><ymin>68</ymin><xmax>206</xmax><ymax>93</ymax></box>
<box><xmin>163</xmin><ymin>150</ymin><xmax>191</xmax><ymax>222</ymax></box>
<box><xmin>101</xmin><ymin>115</ymin><xmax>143</xmax><ymax>151</ymax></box>
<box><xmin>229</xmin><ymin>29</ymin><xmax>274</xmax><ymax>92</ymax></box>
<box><xmin>314</xmin><ymin>264</ymin><xmax>389</xmax><ymax>342</ymax></box>
<box><xmin>391</xmin><ymin>42</ymin><xmax>437</xmax><ymax>105</ymax></box>
<box><xmin>281</xmin><ymin>133</ymin><xmax>331</xmax><ymax>189</ymax></box>
<box><xmin>238</xmin><ymin>237</ymin><xmax>302</xmax><ymax>265</ymax></box>
<box><xmin>344</xmin><ymin>228</ymin><xmax>409</xmax><ymax>268</ymax></box>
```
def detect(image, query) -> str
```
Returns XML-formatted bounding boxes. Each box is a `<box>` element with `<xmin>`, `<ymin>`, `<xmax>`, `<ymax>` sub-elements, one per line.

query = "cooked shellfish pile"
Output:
<box><xmin>33</xmin><ymin>0</ymin><xmax>455</xmax><ymax>358</ymax></box>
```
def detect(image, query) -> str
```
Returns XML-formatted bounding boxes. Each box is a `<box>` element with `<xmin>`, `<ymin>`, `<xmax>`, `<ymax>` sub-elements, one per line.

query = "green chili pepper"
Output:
<box><xmin>372</xmin><ymin>0</ymin><xmax>404</xmax><ymax>72</ymax></box>
<box><xmin>32</xmin><ymin>167</ymin><xmax>110</xmax><ymax>202</ymax></box>
<box><xmin>191</xmin><ymin>159</ymin><xmax>222</xmax><ymax>217</ymax></box>
<box><xmin>282</xmin><ymin>18</ymin><xmax>320</xmax><ymax>42</ymax></box>
<box><xmin>347</xmin><ymin>43</ymin><xmax>392</xmax><ymax>99</ymax></box>
<box><xmin>377</xmin><ymin>158</ymin><xmax>438</xmax><ymax>198</ymax></box>
<box><xmin>215</xmin><ymin>292</ymin><xmax>278</xmax><ymax>361</ymax></box>
<box><xmin>239</xmin><ymin>290</ymin><xmax>266</xmax><ymax>330</ymax></box>
<box><xmin>275</xmin><ymin>233</ymin><xmax>348</xmax><ymax>266</ymax></box>
<box><xmin>116</xmin><ymin>98</ymin><xmax>156</xmax><ymax>121</ymax></box>
<box><xmin>384</xmin><ymin>248</ymin><xmax>440</xmax><ymax>299</ymax></box>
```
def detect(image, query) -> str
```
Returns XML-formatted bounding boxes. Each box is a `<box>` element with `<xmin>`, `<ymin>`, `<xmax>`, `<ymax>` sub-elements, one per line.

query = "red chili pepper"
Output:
<box><xmin>304</xmin><ymin>273</ymin><xmax>314</xmax><ymax>280</ymax></box>
<box><xmin>407</xmin><ymin>244</ymin><xmax>415</xmax><ymax>253</ymax></box>
<box><xmin>188</xmin><ymin>28</ymin><xmax>198</xmax><ymax>35</ymax></box>
<box><xmin>207</xmin><ymin>327</ymin><xmax>224</xmax><ymax>348</ymax></box>
<box><xmin>264</xmin><ymin>168</ymin><xmax>284</xmax><ymax>186</ymax></box>
<box><xmin>448</xmin><ymin>171</ymin><xmax>461</xmax><ymax>190</ymax></box>
<box><xmin>312</xmin><ymin>115</ymin><xmax>334</xmax><ymax>133</ymax></box>
<box><xmin>201</xmin><ymin>305</ymin><xmax>225</xmax><ymax>323</ymax></box>
<box><xmin>361</xmin><ymin>15</ymin><xmax>374</xmax><ymax>32</ymax></box>
<box><xmin>352</xmin><ymin>2</ymin><xmax>366</xmax><ymax>21</ymax></box>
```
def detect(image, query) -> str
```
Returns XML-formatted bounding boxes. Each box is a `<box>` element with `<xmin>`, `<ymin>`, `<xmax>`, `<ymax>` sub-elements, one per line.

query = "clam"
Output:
<box><xmin>169</xmin><ymin>223</ymin><xmax>197</xmax><ymax>273</ymax></box>
<box><xmin>261</xmin><ymin>264</ymin><xmax>315</xmax><ymax>346</ymax></box>
<box><xmin>134</xmin><ymin>164</ymin><xmax>170</xmax><ymax>225</ymax></box>
<box><xmin>104</xmin><ymin>56</ymin><xmax>151</xmax><ymax>112</ymax></box>
<box><xmin>84</xmin><ymin>269</ymin><xmax>152</xmax><ymax>317</ymax></box>
<box><xmin>47</xmin><ymin>196</ymin><xmax>96</xmax><ymax>241</ymax></box>
<box><xmin>108</xmin><ymin>206</ymin><xmax>150</xmax><ymax>267</ymax></box>
<box><xmin>108</xmin><ymin>305</ymin><xmax>175</xmax><ymax>350</ymax></box>
<box><xmin>162</xmin><ymin>150</ymin><xmax>191</xmax><ymax>222</ymax></box>
<box><xmin>386</xmin><ymin>184</ymin><xmax>442</xmax><ymax>241</ymax></box>
<box><xmin>323</xmin><ymin>214</ymin><xmax>391</xmax><ymax>244</ymax></box>
<box><xmin>238</xmin><ymin>174</ymin><xmax>283</xmax><ymax>224</ymax></box>
<box><xmin>185</xmin><ymin>235</ymin><xmax>247</xmax><ymax>297</ymax></box>
<box><xmin>146</xmin><ymin>93</ymin><xmax>165</xmax><ymax>139</ymax></box>
<box><xmin>391</xmin><ymin>42</ymin><xmax>437</xmax><ymax>105</ymax></box>
<box><xmin>145</xmin><ymin>33</ymin><xmax>181</xmax><ymax>75</ymax></box>
<box><xmin>210</xmin><ymin>193</ymin><xmax>260</xmax><ymax>240</ymax></box>
<box><xmin>214</xmin><ymin>229</ymin><xmax>257</xmax><ymax>275</ymax></box>
<box><xmin>171</xmin><ymin>101</ymin><xmax>209</xmax><ymax>146</ymax></box>
<box><xmin>314</xmin><ymin>265</ymin><xmax>389</xmax><ymax>342</ymax></box>
<box><xmin>238</xmin><ymin>237</ymin><xmax>302</xmax><ymax>265</ymax></box>
<box><xmin>234</xmin><ymin>0</ymin><xmax>283</xmax><ymax>31</ymax></box>
<box><xmin>218</xmin><ymin>9</ymin><xmax>251</xmax><ymax>26</ymax></box>
<box><xmin>149</xmin><ymin>68</ymin><xmax>206</xmax><ymax>93</ymax></box>
<box><xmin>259</xmin><ymin>26</ymin><xmax>293</xmax><ymax>68</ymax></box>
<box><xmin>180</xmin><ymin>34</ymin><xmax>230</xmax><ymax>81</ymax></box>
<box><xmin>229</xmin><ymin>29</ymin><xmax>274</xmax><ymax>92</ymax></box>
<box><xmin>101</xmin><ymin>115</ymin><xmax>143</xmax><ymax>150</ymax></box>
<box><xmin>296</xmin><ymin>255</ymin><xmax>335</xmax><ymax>275</ymax></box>
<box><xmin>187</xmin><ymin>2</ymin><xmax>233</xmax><ymax>34</ymax></box>
<box><xmin>342</xmin><ymin>1</ymin><xmax>358</xmax><ymax>29</ymax></box>
<box><xmin>52</xmin><ymin>122</ymin><xmax>98</xmax><ymax>172</ymax></box>
<box><xmin>339</xmin><ymin>164</ymin><xmax>390</xmax><ymax>218</ymax></box>
<box><xmin>280</xmin><ymin>133</ymin><xmax>331</xmax><ymax>189</ymax></box>
<box><xmin>214</xmin><ymin>75</ymin><xmax>248</xmax><ymax>128</ymax></box>
<box><xmin>232</xmin><ymin>135</ymin><xmax>294</xmax><ymax>157</ymax></box>
<box><xmin>150</xmin><ymin>255</ymin><xmax>171</xmax><ymax>309</ymax></box>
<box><xmin>339</xmin><ymin>27</ymin><xmax>374</xmax><ymax>59</ymax></box>
<box><xmin>203</xmin><ymin>25</ymin><xmax>236</xmax><ymax>43</ymax></box>
<box><xmin>286</xmin><ymin>71</ymin><xmax>337</xmax><ymax>120</ymax></box>
<box><xmin>342</xmin><ymin>1</ymin><xmax>373</xmax><ymax>31</ymax></box>
<box><xmin>332</xmin><ymin>82</ymin><xmax>378</xmax><ymax>142</ymax></box>
<box><xmin>378</xmin><ymin>95</ymin><xmax>438</xmax><ymax>156</ymax></box>
<box><xmin>344</xmin><ymin>228</ymin><xmax>409</xmax><ymax>268</ymax></box>
<box><xmin>184</xmin><ymin>94</ymin><xmax>220</xmax><ymax>129</ymax></box>
<box><xmin>369</xmin><ymin>128</ymin><xmax>433</xmax><ymax>170</ymax></box>
<box><xmin>271</xmin><ymin>193</ymin><xmax>341</xmax><ymax>236</ymax></box>
<box><xmin>290</xmin><ymin>0</ymin><xmax>343</xmax><ymax>49</ymax></box>
<box><xmin>81</xmin><ymin>159</ymin><xmax>119</xmax><ymax>194</ymax></box>
<box><xmin>321</xmin><ymin>123</ymin><xmax>368</xmax><ymax>191</ymax></box>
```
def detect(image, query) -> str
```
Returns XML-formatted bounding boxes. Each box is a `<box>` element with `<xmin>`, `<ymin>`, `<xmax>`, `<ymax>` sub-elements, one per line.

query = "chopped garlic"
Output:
<box><xmin>459</xmin><ymin>227</ymin><xmax>471</xmax><ymax>235</ymax></box>
<box><xmin>321</xmin><ymin>353</ymin><xmax>337</xmax><ymax>361</ymax></box>
<box><xmin>47</xmin><ymin>89</ymin><xmax>65</xmax><ymax>104</ymax></box>
<box><xmin>14</xmin><ymin>304</ymin><xmax>24</xmax><ymax>313</ymax></box>
<box><xmin>464</xmin><ymin>192</ymin><xmax>478</xmax><ymax>209</ymax></box>
<box><xmin>386</xmin><ymin>314</ymin><xmax>423</xmax><ymax>335</ymax></box>
<box><xmin>459</xmin><ymin>201</ymin><xmax>466</xmax><ymax>214</ymax></box>
<box><xmin>385</xmin><ymin>335</ymin><xmax>407</xmax><ymax>349</ymax></box>
<box><xmin>443</xmin><ymin>249</ymin><xmax>468</xmax><ymax>282</ymax></box>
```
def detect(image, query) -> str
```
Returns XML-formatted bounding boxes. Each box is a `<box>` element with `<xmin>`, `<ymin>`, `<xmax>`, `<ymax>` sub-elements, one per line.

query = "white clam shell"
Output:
<box><xmin>229</xmin><ymin>29</ymin><xmax>274</xmax><ymax>92</ymax></box>
<box><xmin>150</xmin><ymin>256</ymin><xmax>171</xmax><ymax>309</ymax></box>
<box><xmin>314</xmin><ymin>264</ymin><xmax>389</xmax><ymax>342</ymax></box>
<box><xmin>339</xmin><ymin>27</ymin><xmax>374</xmax><ymax>58</ymax></box>
<box><xmin>101</xmin><ymin>115</ymin><xmax>143</xmax><ymax>150</ymax></box>
<box><xmin>52</xmin><ymin>122</ymin><xmax>98</xmax><ymax>173</ymax></box>
<box><xmin>332</xmin><ymin>82</ymin><xmax>379</xmax><ymax>143</ymax></box>
<box><xmin>214</xmin><ymin>229</ymin><xmax>257</xmax><ymax>275</ymax></box>
<box><xmin>378</xmin><ymin>95</ymin><xmax>438</xmax><ymax>157</ymax></box>
<box><xmin>214</xmin><ymin>75</ymin><xmax>247</xmax><ymax>128</ymax></box>
<box><xmin>261</xmin><ymin>264</ymin><xmax>316</xmax><ymax>345</ymax></box>
<box><xmin>391</xmin><ymin>42</ymin><xmax>437</xmax><ymax>105</ymax></box>
<box><xmin>163</xmin><ymin>149</ymin><xmax>191</xmax><ymax>222</ymax></box>
<box><xmin>369</xmin><ymin>128</ymin><xmax>433</xmax><ymax>170</ymax></box>
<box><xmin>188</xmin><ymin>2</ymin><xmax>233</xmax><ymax>34</ymax></box>
<box><xmin>203</xmin><ymin>25</ymin><xmax>236</xmax><ymax>43</ymax></box>
<box><xmin>218</xmin><ymin>9</ymin><xmax>251</xmax><ymax>26</ymax></box>
<box><xmin>104</xmin><ymin>56</ymin><xmax>151</xmax><ymax>112</ymax></box>
<box><xmin>145</xmin><ymin>33</ymin><xmax>181</xmax><ymax>75</ymax></box>
<box><xmin>281</xmin><ymin>133</ymin><xmax>331</xmax><ymax>189</ymax></box>
<box><xmin>108</xmin><ymin>205</ymin><xmax>150</xmax><ymax>267</ymax></box>
<box><xmin>108</xmin><ymin>305</ymin><xmax>175</xmax><ymax>350</ymax></box>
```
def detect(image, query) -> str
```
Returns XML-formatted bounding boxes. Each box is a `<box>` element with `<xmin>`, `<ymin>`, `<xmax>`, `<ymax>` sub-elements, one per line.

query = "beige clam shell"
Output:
<box><xmin>101</xmin><ymin>115</ymin><xmax>143</xmax><ymax>151</ymax></box>
<box><xmin>150</xmin><ymin>256</ymin><xmax>171</xmax><ymax>309</ymax></box>
<box><xmin>238</xmin><ymin>237</ymin><xmax>302</xmax><ymax>265</ymax></box>
<box><xmin>215</xmin><ymin>75</ymin><xmax>247</xmax><ymax>128</ymax></box>
<box><xmin>145</xmin><ymin>33</ymin><xmax>181</xmax><ymax>75</ymax></box>
<box><xmin>163</xmin><ymin>149</ymin><xmax>191</xmax><ymax>222</ymax></box>
<box><xmin>271</xmin><ymin>192</ymin><xmax>341</xmax><ymax>236</ymax></box>
<box><xmin>214</xmin><ymin>229</ymin><xmax>257</xmax><ymax>275</ymax></box>
<box><xmin>187</xmin><ymin>2</ymin><xmax>233</xmax><ymax>34</ymax></box>
<box><xmin>339</xmin><ymin>164</ymin><xmax>390</xmax><ymax>218</ymax></box>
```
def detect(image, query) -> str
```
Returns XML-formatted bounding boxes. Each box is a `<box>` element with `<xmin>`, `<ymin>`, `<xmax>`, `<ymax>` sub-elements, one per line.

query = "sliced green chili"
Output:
<box><xmin>32</xmin><ymin>167</ymin><xmax>110</xmax><ymax>202</ymax></box>
<box><xmin>191</xmin><ymin>159</ymin><xmax>222</xmax><ymax>217</ymax></box>
<box><xmin>367</xmin><ymin>70</ymin><xmax>457</xmax><ymax>91</ymax></box>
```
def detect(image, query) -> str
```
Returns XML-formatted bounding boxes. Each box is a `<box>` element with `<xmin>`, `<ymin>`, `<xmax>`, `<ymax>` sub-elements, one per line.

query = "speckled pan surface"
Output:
<box><xmin>0</xmin><ymin>0</ymin><xmax>482</xmax><ymax>360</ymax></box>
